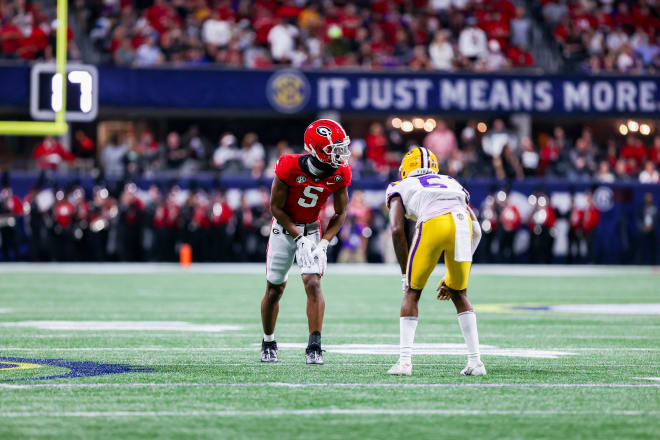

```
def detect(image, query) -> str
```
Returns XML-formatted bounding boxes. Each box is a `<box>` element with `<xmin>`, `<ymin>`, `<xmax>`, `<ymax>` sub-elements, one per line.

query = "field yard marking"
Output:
<box><xmin>1</xmin><ymin>345</ymin><xmax>658</xmax><ymax>354</ymax></box>
<box><xmin>273</xmin><ymin>343</ymin><xmax>576</xmax><ymax>359</ymax></box>
<box><xmin>1</xmin><ymin>409</ymin><xmax>659</xmax><ymax>417</ymax></box>
<box><xmin>0</xmin><ymin>321</ymin><xmax>243</xmax><ymax>332</ymax></box>
<box><xmin>0</xmin><ymin>308</ymin><xmax>11</xmax><ymax>313</ymax></box>
<box><xmin>0</xmin><ymin>263</ymin><xmax>655</xmax><ymax>277</ymax></box>
<box><xmin>478</xmin><ymin>303</ymin><xmax>660</xmax><ymax>316</ymax></box>
<box><xmin>2</xmin><ymin>382</ymin><xmax>659</xmax><ymax>389</ymax></box>
<box><xmin>5</xmin><ymin>333</ymin><xmax>660</xmax><ymax>341</ymax></box>
<box><xmin>634</xmin><ymin>377</ymin><xmax>660</xmax><ymax>382</ymax></box>
<box><xmin>0</xmin><ymin>347</ymin><xmax>248</xmax><ymax>352</ymax></box>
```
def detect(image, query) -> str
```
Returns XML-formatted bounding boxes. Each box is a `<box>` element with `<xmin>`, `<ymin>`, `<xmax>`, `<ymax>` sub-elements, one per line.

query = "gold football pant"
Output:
<box><xmin>406</xmin><ymin>213</ymin><xmax>472</xmax><ymax>291</ymax></box>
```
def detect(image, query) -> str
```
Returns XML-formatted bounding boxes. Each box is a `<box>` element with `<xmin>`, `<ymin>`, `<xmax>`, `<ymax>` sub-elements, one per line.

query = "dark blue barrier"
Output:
<box><xmin>1</xmin><ymin>65</ymin><xmax>659</xmax><ymax>115</ymax></box>
<box><xmin>6</xmin><ymin>171</ymin><xmax>659</xmax><ymax>264</ymax></box>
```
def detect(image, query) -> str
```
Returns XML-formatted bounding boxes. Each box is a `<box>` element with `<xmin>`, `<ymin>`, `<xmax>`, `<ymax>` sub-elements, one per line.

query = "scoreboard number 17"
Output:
<box><xmin>30</xmin><ymin>63</ymin><xmax>99</xmax><ymax>122</ymax></box>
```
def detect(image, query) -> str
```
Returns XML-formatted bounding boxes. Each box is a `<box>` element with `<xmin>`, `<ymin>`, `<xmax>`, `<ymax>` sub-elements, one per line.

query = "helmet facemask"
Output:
<box><xmin>323</xmin><ymin>136</ymin><xmax>351</xmax><ymax>167</ymax></box>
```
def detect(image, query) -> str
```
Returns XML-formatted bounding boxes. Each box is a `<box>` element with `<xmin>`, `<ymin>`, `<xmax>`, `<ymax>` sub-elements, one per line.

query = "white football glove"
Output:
<box><xmin>294</xmin><ymin>235</ymin><xmax>315</xmax><ymax>268</ymax></box>
<box><xmin>311</xmin><ymin>239</ymin><xmax>329</xmax><ymax>274</ymax></box>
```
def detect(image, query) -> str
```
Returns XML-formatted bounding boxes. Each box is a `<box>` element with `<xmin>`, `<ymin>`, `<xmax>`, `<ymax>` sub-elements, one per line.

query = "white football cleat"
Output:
<box><xmin>387</xmin><ymin>361</ymin><xmax>412</xmax><ymax>376</ymax></box>
<box><xmin>461</xmin><ymin>362</ymin><xmax>487</xmax><ymax>376</ymax></box>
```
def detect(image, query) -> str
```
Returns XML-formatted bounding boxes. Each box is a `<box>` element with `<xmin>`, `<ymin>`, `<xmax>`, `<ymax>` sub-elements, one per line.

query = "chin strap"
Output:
<box><xmin>307</xmin><ymin>158</ymin><xmax>325</xmax><ymax>176</ymax></box>
<box><xmin>307</xmin><ymin>156</ymin><xmax>335</xmax><ymax>176</ymax></box>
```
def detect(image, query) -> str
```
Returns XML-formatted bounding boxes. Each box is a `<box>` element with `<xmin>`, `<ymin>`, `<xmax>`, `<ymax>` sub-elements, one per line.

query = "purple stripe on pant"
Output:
<box><xmin>407</xmin><ymin>223</ymin><xmax>423</xmax><ymax>287</ymax></box>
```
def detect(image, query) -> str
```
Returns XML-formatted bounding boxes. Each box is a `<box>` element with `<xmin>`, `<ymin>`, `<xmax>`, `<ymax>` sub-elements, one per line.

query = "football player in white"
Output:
<box><xmin>385</xmin><ymin>146</ymin><xmax>485</xmax><ymax>376</ymax></box>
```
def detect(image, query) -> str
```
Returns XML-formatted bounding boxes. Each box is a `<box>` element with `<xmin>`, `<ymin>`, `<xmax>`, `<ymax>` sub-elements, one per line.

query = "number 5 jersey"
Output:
<box><xmin>275</xmin><ymin>154</ymin><xmax>352</xmax><ymax>224</ymax></box>
<box><xmin>385</xmin><ymin>173</ymin><xmax>470</xmax><ymax>224</ymax></box>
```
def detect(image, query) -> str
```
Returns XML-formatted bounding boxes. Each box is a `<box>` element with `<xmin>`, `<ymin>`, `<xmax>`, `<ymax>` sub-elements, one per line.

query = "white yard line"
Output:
<box><xmin>8</xmin><ymin>333</ymin><xmax>660</xmax><ymax>340</ymax></box>
<box><xmin>1</xmin><ymin>382</ymin><xmax>659</xmax><ymax>390</ymax></box>
<box><xmin>0</xmin><ymin>263</ymin><xmax>655</xmax><ymax>277</ymax></box>
<box><xmin>1</xmin><ymin>409</ymin><xmax>658</xmax><ymax>417</ymax></box>
<box><xmin>2</xmin><ymin>346</ymin><xmax>657</xmax><ymax>353</ymax></box>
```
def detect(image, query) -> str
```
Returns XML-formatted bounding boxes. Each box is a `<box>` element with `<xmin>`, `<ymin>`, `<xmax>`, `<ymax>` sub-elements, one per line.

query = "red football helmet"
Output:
<box><xmin>303</xmin><ymin>119</ymin><xmax>351</xmax><ymax>167</ymax></box>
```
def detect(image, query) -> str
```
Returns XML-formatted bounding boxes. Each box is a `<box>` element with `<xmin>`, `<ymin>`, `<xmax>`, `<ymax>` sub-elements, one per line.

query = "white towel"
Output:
<box><xmin>452</xmin><ymin>210</ymin><xmax>472</xmax><ymax>262</ymax></box>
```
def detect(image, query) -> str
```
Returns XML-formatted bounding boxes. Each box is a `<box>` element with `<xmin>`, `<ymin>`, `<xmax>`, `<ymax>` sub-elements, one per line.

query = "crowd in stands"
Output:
<box><xmin>29</xmin><ymin>120</ymin><xmax>660</xmax><ymax>185</ymax></box>
<box><xmin>0</xmin><ymin>169</ymin><xmax>657</xmax><ymax>265</ymax></box>
<box><xmin>3</xmin><ymin>0</ymin><xmax>659</xmax><ymax>75</ymax></box>
<box><xmin>0</xmin><ymin>0</ymin><xmax>80</xmax><ymax>61</ymax></box>
<box><xmin>422</xmin><ymin>120</ymin><xmax>660</xmax><ymax>184</ymax></box>
<box><xmin>542</xmin><ymin>0</ymin><xmax>660</xmax><ymax>72</ymax></box>
<box><xmin>76</xmin><ymin>0</ymin><xmax>537</xmax><ymax>71</ymax></box>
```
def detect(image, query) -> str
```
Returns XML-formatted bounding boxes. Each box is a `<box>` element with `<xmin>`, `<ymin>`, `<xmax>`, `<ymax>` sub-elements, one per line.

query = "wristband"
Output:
<box><xmin>294</xmin><ymin>234</ymin><xmax>302</xmax><ymax>242</ymax></box>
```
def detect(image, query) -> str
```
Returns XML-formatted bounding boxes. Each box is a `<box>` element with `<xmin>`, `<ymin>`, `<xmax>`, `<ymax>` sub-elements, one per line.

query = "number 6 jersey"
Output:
<box><xmin>386</xmin><ymin>173</ymin><xmax>470</xmax><ymax>224</ymax></box>
<box><xmin>275</xmin><ymin>154</ymin><xmax>352</xmax><ymax>224</ymax></box>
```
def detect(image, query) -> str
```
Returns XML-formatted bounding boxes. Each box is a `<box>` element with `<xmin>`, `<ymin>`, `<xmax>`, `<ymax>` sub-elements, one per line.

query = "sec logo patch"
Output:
<box><xmin>266</xmin><ymin>70</ymin><xmax>310</xmax><ymax>114</ymax></box>
<box><xmin>296</xmin><ymin>175</ymin><xmax>306</xmax><ymax>184</ymax></box>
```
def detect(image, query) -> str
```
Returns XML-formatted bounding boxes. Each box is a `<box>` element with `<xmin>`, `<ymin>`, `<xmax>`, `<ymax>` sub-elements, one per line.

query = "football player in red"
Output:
<box><xmin>261</xmin><ymin>119</ymin><xmax>352</xmax><ymax>364</ymax></box>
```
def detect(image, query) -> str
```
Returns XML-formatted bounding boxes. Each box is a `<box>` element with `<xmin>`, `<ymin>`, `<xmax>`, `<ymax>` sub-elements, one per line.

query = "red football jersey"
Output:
<box><xmin>275</xmin><ymin>154</ymin><xmax>352</xmax><ymax>224</ymax></box>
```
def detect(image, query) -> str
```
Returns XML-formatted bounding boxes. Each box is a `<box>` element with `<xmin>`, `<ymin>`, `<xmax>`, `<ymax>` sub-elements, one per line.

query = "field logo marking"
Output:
<box><xmin>0</xmin><ymin>321</ymin><xmax>243</xmax><ymax>332</ymax></box>
<box><xmin>476</xmin><ymin>303</ymin><xmax>660</xmax><ymax>316</ymax></box>
<box><xmin>0</xmin><ymin>361</ymin><xmax>42</xmax><ymax>371</ymax></box>
<box><xmin>0</xmin><ymin>356</ymin><xmax>150</xmax><ymax>381</ymax></box>
<box><xmin>272</xmin><ymin>343</ymin><xmax>574</xmax><ymax>359</ymax></box>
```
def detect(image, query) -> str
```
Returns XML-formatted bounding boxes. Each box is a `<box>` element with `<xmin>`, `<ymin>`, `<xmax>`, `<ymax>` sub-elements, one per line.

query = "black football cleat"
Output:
<box><xmin>305</xmin><ymin>344</ymin><xmax>324</xmax><ymax>365</ymax></box>
<box><xmin>261</xmin><ymin>340</ymin><xmax>278</xmax><ymax>363</ymax></box>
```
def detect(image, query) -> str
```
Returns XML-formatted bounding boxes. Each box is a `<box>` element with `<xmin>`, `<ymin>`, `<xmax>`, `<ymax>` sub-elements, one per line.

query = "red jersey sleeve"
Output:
<box><xmin>274</xmin><ymin>155</ymin><xmax>293</xmax><ymax>182</ymax></box>
<box><xmin>340</xmin><ymin>165</ymin><xmax>352</xmax><ymax>189</ymax></box>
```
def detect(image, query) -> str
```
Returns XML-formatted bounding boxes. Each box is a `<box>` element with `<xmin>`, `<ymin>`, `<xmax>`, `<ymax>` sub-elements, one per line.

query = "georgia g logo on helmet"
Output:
<box><xmin>304</xmin><ymin>119</ymin><xmax>351</xmax><ymax>168</ymax></box>
<box><xmin>315</xmin><ymin>126</ymin><xmax>333</xmax><ymax>137</ymax></box>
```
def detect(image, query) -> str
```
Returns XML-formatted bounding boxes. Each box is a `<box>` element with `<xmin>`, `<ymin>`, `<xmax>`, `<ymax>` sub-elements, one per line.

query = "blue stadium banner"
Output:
<box><xmin>1</xmin><ymin>65</ymin><xmax>659</xmax><ymax>115</ymax></box>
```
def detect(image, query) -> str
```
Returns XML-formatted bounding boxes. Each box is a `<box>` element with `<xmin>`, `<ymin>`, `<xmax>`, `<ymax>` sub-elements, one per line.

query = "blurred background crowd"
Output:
<box><xmin>1</xmin><ymin>0</ymin><xmax>658</xmax><ymax>73</ymax></box>
<box><xmin>20</xmin><ymin>120</ymin><xmax>660</xmax><ymax>184</ymax></box>
<box><xmin>0</xmin><ymin>165</ymin><xmax>657</xmax><ymax>265</ymax></box>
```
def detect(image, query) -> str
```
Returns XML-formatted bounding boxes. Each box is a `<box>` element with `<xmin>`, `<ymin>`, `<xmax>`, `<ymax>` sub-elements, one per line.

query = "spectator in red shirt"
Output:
<box><xmin>498</xmin><ymin>190</ymin><xmax>521</xmax><ymax>263</ymax></box>
<box><xmin>648</xmin><ymin>135</ymin><xmax>660</xmax><ymax>165</ymax></box>
<box><xmin>32</xmin><ymin>136</ymin><xmax>76</xmax><ymax>170</ymax></box>
<box><xmin>620</xmin><ymin>135</ymin><xmax>647</xmax><ymax>169</ymax></box>
<box><xmin>145</xmin><ymin>0</ymin><xmax>176</xmax><ymax>35</ymax></box>
<box><xmin>583</xmin><ymin>190</ymin><xmax>601</xmax><ymax>263</ymax></box>
<box><xmin>17</xmin><ymin>21</ymin><xmax>48</xmax><ymax>60</ymax></box>
<box><xmin>365</xmin><ymin>122</ymin><xmax>388</xmax><ymax>172</ymax></box>
<box><xmin>0</xmin><ymin>20</ymin><xmax>21</xmax><ymax>58</ymax></box>
<box><xmin>52</xmin><ymin>186</ymin><xmax>76</xmax><ymax>261</ymax></box>
<box><xmin>73</xmin><ymin>130</ymin><xmax>95</xmax><ymax>159</ymax></box>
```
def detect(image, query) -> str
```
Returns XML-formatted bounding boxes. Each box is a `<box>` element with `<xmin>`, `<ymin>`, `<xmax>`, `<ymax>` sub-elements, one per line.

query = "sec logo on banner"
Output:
<box><xmin>593</xmin><ymin>186</ymin><xmax>614</xmax><ymax>212</ymax></box>
<box><xmin>266</xmin><ymin>70</ymin><xmax>310</xmax><ymax>113</ymax></box>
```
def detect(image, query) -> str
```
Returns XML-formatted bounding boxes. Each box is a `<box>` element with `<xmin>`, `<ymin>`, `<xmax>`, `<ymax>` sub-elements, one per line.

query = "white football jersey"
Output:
<box><xmin>385</xmin><ymin>173</ymin><xmax>470</xmax><ymax>222</ymax></box>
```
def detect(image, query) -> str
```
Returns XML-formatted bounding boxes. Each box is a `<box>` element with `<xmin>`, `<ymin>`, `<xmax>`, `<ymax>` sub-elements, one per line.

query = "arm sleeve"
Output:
<box><xmin>342</xmin><ymin>166</ymin><xmax>352</xmax><ymax>188</ymax></box>
<box><xmin>385</xmin><ymin>181</ymin><xmax>400</xmax><ymax>208</ymax></box>
<box><xmin>274</xmin><ymin>156</ymin><xmax>291</xmax><ymax>182</ymax></box>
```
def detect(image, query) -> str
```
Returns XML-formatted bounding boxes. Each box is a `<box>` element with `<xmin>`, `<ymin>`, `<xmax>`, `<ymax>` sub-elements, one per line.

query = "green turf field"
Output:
<box><xmin>1</xmin><ymin>265</ymin><xmax>659</xmax><ymax>439</ymax></box>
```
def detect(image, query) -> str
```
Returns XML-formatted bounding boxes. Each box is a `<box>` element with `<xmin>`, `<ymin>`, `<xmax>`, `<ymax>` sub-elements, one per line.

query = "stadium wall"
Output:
<box><xmin>1</xmin><ymin>65</ymin><xmax>659</xmax><ymax>116</ymax></box>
